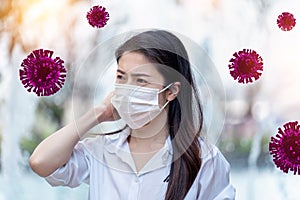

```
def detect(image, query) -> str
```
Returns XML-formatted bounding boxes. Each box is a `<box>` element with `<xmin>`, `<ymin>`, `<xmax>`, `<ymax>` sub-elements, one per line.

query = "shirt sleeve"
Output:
<box><xmin>44</xmin><ymin>141</ymin><xmax>90</xmax><ymax>188</ymax></box>
<box><xmin>197</xmin><ymin>145</ymin><xmax>236</xmax><ymax>200</ymax></box>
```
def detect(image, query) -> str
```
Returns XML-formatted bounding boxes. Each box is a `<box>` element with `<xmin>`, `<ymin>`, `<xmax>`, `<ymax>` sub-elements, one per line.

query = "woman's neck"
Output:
<box><xmin>129</xmin><ymin>126</ymin><xmax>169</xmax><ymax>149</ymax></box>
<box><xmin>128</xmin><ymin>110</ymin><xmax>169</xmax><ymax>152</ymax></box>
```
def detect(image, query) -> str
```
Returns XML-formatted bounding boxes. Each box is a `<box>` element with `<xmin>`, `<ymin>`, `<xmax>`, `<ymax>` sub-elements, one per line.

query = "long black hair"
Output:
<box><xmin>115</xmin><ymin>30</ymin><xmax>203</xmax><ymax>200</ymax></box>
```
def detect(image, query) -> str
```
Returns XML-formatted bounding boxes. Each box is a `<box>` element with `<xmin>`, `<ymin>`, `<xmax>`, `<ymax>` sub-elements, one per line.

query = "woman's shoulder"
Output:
<box><xmin>77</xmin><ymin>134</ymin><xmax>114</xmax><ymax>149</ymax></box>
<box><xmin>198</xmin><ymin>137</ymin><xmax>216</xmax><ymax>156</ymax></box>
<box><xmin>192</xmin><ymin>138</ymin><xmax>235</xmax><ymax>200</ymax></box>
<box><xmin>76</xmin><ymin>128</ymin><xmax>130</xmax><ymax>155</ymax></box>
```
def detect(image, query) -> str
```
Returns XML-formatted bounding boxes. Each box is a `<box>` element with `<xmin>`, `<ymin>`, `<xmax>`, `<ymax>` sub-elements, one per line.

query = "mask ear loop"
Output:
<box><xmin>157</xmin><ymin>82</ymin><xmax>174</xmax><ymax>110</ymax></box>
<box><xmin>160</xmin><ymin>100</ymin><xmax>170</xmax><ymax>110</ymax></box>
<box><xmin>158</xmin><ymin>82</ymin><xmax>174</xmax><ymax>94</ymax></box>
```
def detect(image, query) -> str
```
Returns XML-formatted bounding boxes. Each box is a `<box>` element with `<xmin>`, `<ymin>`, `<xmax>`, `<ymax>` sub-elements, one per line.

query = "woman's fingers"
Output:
<box><xmin>96</xmin><ymin>91</ymin><xmax>120</xmax><ymax>122</ymax></box>
<box><xmin>102</xmin><ymin>91</ymin><xmax>114</xmax><ymax>106</ymax></box>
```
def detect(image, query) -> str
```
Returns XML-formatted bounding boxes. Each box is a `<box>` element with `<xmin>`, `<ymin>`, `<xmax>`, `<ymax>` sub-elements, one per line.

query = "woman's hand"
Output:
<box><xmin>95</xmin><ymin>91</ymin><xmax>120</xmax><ymax>123</ymax></box>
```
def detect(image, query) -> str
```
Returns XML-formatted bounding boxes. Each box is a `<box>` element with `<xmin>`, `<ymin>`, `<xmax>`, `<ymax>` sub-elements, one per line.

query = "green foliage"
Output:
<box><xmin>218</xmin><ymin>133</ymin><xmax>273</xmax><ymax>168</ymax></box>
<box><xmin>19</xmin><ymin>133</ymin><xmax>44</xmax><ymax>155</ymax></box>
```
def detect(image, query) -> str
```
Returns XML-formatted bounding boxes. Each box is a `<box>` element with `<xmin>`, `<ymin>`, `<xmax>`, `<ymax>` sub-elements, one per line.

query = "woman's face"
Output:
<box><xmin>116</xmin><ymin>51</ymin><xmax>168</xmax><ymax>107</ymax></box>
<box><xmin>116</xmin><ymin>51</ymin><xmax>165</xmax><ymax>90</ymax></box>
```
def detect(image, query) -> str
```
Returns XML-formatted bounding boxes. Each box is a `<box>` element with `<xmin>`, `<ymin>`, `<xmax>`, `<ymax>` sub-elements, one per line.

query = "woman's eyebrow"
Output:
<box><xmin>117</xmin><ymin>69</ymin><xmax>125</xmax><ymax>74</ymax></box>
<box><xmin>117</xmin><ymin>69</ymin><xmax>151</xmax><ymax>77</ymax></box>
<box><xmin>131</xmin><ymin>73</ymin><xmax>151</xmax><ymax>77</ymax></box>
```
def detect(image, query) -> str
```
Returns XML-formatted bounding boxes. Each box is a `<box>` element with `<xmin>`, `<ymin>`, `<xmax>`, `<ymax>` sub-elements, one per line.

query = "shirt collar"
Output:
<box><xmin>105</xmin><ymin>126</ymin><xmax>131</xmax><ymax>153</ymax></box>
<box><xmin>104</xmin><ymin>126</ymin><xmax>173</xmax><ymax>174</ymax></box>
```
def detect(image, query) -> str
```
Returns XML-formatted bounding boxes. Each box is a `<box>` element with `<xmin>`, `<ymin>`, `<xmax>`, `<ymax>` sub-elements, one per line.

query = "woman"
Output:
<box><xmin>29</xmin><ymin>30</ymin><xmax>235</xmax><ymax>200</ymax></box>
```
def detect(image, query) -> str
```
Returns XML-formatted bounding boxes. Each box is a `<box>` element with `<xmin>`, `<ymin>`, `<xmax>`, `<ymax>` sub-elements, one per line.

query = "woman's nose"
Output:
<box><xmin>125</xmin><ymin>76</ymin><xmax>135</xmax><ymax>85</ymax></box>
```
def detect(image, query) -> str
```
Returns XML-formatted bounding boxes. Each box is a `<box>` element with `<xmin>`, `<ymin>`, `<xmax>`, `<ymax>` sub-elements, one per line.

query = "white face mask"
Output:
<box><xmin>111</xmin><ymin>83</ymin><xmax>173</xmax><ymax>129</ymax></box>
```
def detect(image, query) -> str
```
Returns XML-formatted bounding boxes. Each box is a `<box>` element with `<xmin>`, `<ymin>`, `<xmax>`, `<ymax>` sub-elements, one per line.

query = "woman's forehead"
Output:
<box><xmin>118</xmin><ymin>52</ymin><xmax>162</xmax><ymax>75</ymax></box>
<box><xmin>118</xmin><ymin>52</ymin><xmax>151</xmax><ymax>68</ymax></box>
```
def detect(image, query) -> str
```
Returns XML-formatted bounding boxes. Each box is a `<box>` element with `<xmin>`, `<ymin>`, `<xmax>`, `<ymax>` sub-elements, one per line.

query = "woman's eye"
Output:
<box><xmin>117</xmin><ymin>75</ymin><xmax>125</xmax><ymax>80</ymax></box>
<box><xmin>137</xmin><ymin>79</ymin><xmax>148</xmax><ymax>84</ymax></box>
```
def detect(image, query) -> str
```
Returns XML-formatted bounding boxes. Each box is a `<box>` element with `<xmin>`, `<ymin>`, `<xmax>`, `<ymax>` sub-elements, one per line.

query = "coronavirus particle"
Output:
<box><xmin>228</xmin><ymin>49</ymin><xmax>263</xmax><ymax>84</ymax></box>
<box><xmin>86</xmin><ymin>5</ymin><xmax>109</xmax><ymax>28</ymax></box>
<box><xmin>277</xmin><ymin>12</ymin><xmax>296</xmax><ymax>31</ymax></box>
<box><xmin>19</xmin><ymin>49</ymin><xmax>66</xmax><ymax>96</ymax></box>
<box><xmin>269</xmin><ymin>121</ymin><xmax>300</xmax><ymax>175</ymax></box>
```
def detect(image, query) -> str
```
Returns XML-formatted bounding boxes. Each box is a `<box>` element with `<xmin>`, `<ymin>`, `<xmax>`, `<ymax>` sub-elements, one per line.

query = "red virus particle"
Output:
<box><xmin>269</xmin><ymin>121</ymin><xmax>300</xmax><ymax>175</ymax></box>
<box><xmin>19</xmin><ymin>49</ymin><xmax>67</xmax><ymax>96</ymax></box>
<box><xmin>277</xmin><ymin>12</ymin><xmax>296</xmax><ymax>31</ymax></box>
<box><xmin>86</xmin><ymin>5</ymin><xmax>109</xmax><ymax>28</ymax></box>
<box><xmin>228</xmin><ymin>49</ymin><xmax>263</xmax><ymax>84</ymax></box>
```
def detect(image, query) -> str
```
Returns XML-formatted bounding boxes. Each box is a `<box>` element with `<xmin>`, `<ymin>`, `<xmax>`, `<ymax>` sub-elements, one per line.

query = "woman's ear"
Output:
<box><xmin>166</xmin><ymin>82</ymin><xmax>180</xmax><ymax>101</ymax></box>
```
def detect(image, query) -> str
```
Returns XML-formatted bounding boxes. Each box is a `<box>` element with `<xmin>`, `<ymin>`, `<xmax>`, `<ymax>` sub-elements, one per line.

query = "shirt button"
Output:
<box><xmin>135</xmin><ymin>177</ymin><xmax>139</xmax><ymax>183</ymax></box>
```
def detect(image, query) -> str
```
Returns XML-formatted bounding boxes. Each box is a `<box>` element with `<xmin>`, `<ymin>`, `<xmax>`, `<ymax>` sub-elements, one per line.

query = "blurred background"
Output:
<box><xmin>0</xmin><ymin>0</ymin><xmax>300</xmax><ymax>199</ymax></box>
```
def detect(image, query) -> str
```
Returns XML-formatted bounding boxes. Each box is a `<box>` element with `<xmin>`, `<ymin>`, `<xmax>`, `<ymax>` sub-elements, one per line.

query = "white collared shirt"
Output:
<box><xmin>45</xmin><ymin>127</ymin><xmax>236</xmax><ymax>200</ymax></box>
